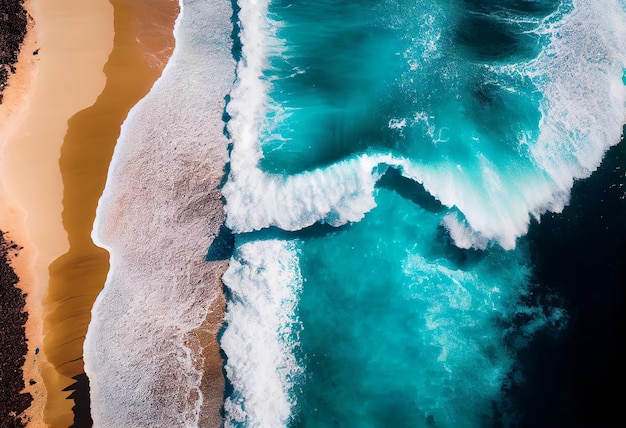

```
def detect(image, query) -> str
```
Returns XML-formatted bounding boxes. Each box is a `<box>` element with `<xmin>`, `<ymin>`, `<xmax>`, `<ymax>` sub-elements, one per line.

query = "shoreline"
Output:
<box><xmin>84</xmin><ymin>0</ymin><xmax>234</xmax><ymax>424</ymax></box>
<box><xmin>2</xmin><ymin>0</ymin><xmax>226</xmax><ymax>425</ymax></box>
<box><xmin>45</xmin><ymin>0</ymin><xmax>179</xmax><ymax>424</ymax></box>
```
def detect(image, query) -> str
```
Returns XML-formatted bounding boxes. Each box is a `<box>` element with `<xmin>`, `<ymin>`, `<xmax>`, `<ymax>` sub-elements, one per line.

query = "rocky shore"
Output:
<box><xmin>0</xmin><ymin>0</ymin><xmax>29</xmax><ymax>103</ymax></box>
<box><xmin>0</xmin><ymin>231</ymin><xmax>31</xmax><ymax>427</ymax></box>
<box><xmin>1</xmin><ymin>1</ymin><xmax>32</xmax><ymax>425</ymax></box>
<box><xmin>0</xmin><ymin>0</ymin><xmax>33</xmax><ymax>428</ymax></box>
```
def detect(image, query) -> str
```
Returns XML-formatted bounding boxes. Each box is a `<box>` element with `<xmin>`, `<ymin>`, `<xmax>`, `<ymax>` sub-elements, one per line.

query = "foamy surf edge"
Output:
<box><xmin>220</xmin><ymin>0</ymin><xmax>625</xmax><ymax>425</ymax></box>
<box><xmin>84</xmin><ymin>0</ymin><xmax>235</xmax><ymax>426</ymax></box>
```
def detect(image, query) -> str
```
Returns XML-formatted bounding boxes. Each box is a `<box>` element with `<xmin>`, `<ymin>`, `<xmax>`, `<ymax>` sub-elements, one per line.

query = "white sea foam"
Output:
<box><xmin>222</xmin><ymin>239</ymin><xmax>303</xmax><ymax>427</ymax></box>
<box><xmin>415</xmin><ymin>0</ymin><xmax>626</xmax><ymax>250</ymax></box>
<box><xmin>224</xmin><ymin>153</ymin><xmax>402</xmax><ymax>233</ymax></box>
<box><xmin>441</xmin><ymin>213</ymin><xmax>490</xmax><ymax>250</ymax></box>
<box><xmin>223</xmin><ymin>0</ymin><xmax>400</xmax><ymax>233</ymax></box>
<box><xmin>216</xmin><ymin>0</ymin><xmax>626</xmax><ymax>425</ymax></box>
<box><xmin>83</xmin><ymin>0</ymin><xmax>235</xmax><ymax>426</ymax></box>
<box><xmin>529</xmin><ymin>0</ymin><xmax>626</xmax><ymax>188</ymax></box>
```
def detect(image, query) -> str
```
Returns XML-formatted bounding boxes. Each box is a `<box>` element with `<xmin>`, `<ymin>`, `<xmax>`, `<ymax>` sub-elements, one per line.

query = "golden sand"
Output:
<box><xmin>44</xmin><ymin>0</ymin><xmax>179</xmax><ymax>426</ymax></box>
<box><xmin>195</xmin><ymin>283</ymin><xmax>228</xmax><ymax>427</ymax></box>
<box><xmin>1</xmin><ymin>0</ymin><xmax>113</xmax><ymax>425</ymax></box>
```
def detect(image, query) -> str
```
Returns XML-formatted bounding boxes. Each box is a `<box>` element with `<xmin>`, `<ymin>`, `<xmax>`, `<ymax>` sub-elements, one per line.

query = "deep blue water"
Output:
<box><xmin>510</xmin><ymin>138</ymin><xmax>626</xmax><ymax>427</ymax></box>
<box><xmin>220</xmin><ymin>0</ymin><xmax>626</xmax><ymax>426</ymax></box>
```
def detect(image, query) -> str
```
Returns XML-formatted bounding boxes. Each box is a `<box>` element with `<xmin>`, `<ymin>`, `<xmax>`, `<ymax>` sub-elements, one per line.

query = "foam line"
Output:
<box><xmin>529</xmin><ymin>0</ymin><xmax>626</xmax><ymax>189</ymax></box>
<box><xmin>223</xmin><ymin>153</ymin><xmax>402</xmax><ymax>233</ymax></box>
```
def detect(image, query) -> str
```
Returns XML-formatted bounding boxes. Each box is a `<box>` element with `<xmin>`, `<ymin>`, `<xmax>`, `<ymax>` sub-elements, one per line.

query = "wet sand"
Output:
<box><xmin>44</xmin><ymin>0</ymin><xmax>179</xmax><ymax>425</ymax></box>
<box><xmin>83</xmin><ymin>0</ymin><xmax>233</xmax><ymax>423</ymax></box>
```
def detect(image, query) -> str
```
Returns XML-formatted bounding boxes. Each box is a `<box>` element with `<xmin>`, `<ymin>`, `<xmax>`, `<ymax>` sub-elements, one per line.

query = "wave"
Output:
<box><xmin>222</xmin><ymin>239</ymin><xmax>303</xmax><ymax>427</ymax></box>
<box><xmin>528</xmin><ymin>0</ymin><xmax>626</xmax><ymax>189</ymax></box>
<box><xmin>224</xmin><ymin>0</ymin><xmax>626</xmax><ymax>250</ymax></box>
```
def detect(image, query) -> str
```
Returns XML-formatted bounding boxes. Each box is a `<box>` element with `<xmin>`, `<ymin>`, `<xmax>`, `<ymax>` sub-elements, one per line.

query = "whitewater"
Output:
<box><xmin>84</xmin><ymin>0</ymin><xmax>626</xmax><ymax>426</ymax></box>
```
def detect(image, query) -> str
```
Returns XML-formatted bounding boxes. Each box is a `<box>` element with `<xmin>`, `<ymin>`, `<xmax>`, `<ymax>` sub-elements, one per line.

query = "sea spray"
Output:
<box><xmin>84</xmin><ymin>0</ymin><xmax>235</xmax><ymax>426</ymax></box>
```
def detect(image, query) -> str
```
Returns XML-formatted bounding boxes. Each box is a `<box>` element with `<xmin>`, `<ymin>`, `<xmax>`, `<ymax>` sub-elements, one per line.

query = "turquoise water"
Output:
<box><xmin>293</xmin><ymin>188</ymin><xmax>546</xmax><ymax>427</ymax></box>
<box><xmin>259</xmin><ymin>0</ymin><xmax>547</xmax><ymax>176</ymax></box>
<box><xmin>221</xmin><ymin>0</ymin><xmax>626</xmax><ymax>426</ymax></box>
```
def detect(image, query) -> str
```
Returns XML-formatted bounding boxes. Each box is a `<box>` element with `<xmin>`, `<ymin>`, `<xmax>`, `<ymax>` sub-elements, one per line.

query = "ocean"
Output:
<box><xmin>220</xmin><ymin>0</ymin><xmax>626</xmax><ymax>426</ymax></box>
<box><xmin>85</xmin><ymin>0</ymin><xmax>626</xmax><ymax>426</ymax></box>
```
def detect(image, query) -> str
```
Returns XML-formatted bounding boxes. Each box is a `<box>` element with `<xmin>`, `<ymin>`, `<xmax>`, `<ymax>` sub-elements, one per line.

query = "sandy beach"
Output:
<box><xmin>1</xmin><ymin>0</ymin><xmax>113</xmax><ymax>424</ymax></box>
<box><xmin>1</xmin><ymin>0</ymin><xmax>179</xmax><ymax>425</ymax></box>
